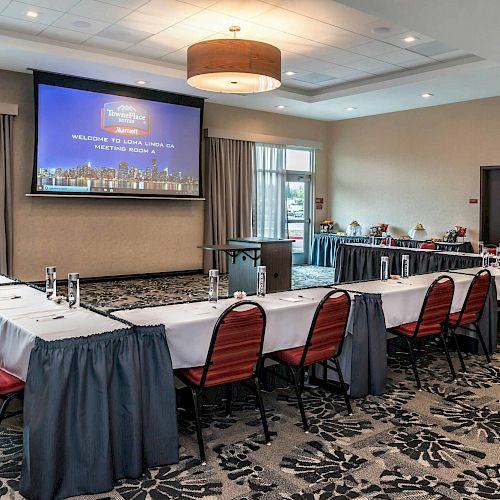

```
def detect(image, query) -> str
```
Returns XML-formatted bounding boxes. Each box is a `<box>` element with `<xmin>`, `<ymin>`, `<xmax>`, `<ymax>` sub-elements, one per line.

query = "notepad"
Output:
<box><xmin>279</xmin><ymin>297</ymin><xmax>302</xmax><ymax>302</ymax></box>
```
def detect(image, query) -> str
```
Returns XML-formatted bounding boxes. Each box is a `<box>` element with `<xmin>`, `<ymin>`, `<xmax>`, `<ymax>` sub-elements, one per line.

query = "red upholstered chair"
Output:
<box><xmin>388</xmin><ymin>276</ymin><xmax>455</xmax><ymax>390</ymax></box>
<box><xmin>176</xmin><ymin>301</ymin><xmax>268</xmax><ymax>463</ymax></box>
<box><xmin>381</xmin><ymin>238</ymin><xmax>396</xmax><ymax>246</ymax></box>
<box><xmin>485</xmin><ymin>245</ymin><xmax>497</xmax><ymax>255</ymax></box>
<box><xmin>420</xmin><ymin>241</ymin><xmax>437</xmax><ymax>250</ymax></box>
<box><xmin>447</xmin><ymin>269</ymin><xmax>492</xmax><ymax>371</ymax></box>
<box><xmin>269</xmin><ymin>290</ymin><xmax>351</xmax><ymax>432</ymax></box>
<box><xmin>0</xmin><ymin>369</ymin><xmax>24</xmax><ymax>423</ymax></box>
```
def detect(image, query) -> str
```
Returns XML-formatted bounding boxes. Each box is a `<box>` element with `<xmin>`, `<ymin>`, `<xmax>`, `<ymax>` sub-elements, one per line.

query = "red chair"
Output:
<box><xmin>176</xmin><ymin>301</ymin><xmax>269</xmax><ymax>463</ymax></box>
<box><xmin>388</xmin><ymin>276</ymin><xmax>455</xmax><ymax>390</ymax></box>
<box><xmin>420</xmin><ymin>241</ymin><xmax>437</xmax><ymax>250</ymax></box>
<box><xmin>0</xmin><ymin>369</ymin><xmax>24</xmax><ymax>423</ymax></box>
<box><xmin>485</xmin><ymin>245</ymin><xmax>497</xmax><ymax>255</ymax></box>
<box><xmin>269</xmin><ymin>290</ymin><xmax>351</xmax><ymax>432</ymax></box>
<box><xmin>447</xmin><ymin>269</ymin><xmax>492</xmax><ymax>371</ymax></box>
<box><xmin>381</xmin><ymin>238</ymin><xmax>396</xmax><ymax>246</ymax></box>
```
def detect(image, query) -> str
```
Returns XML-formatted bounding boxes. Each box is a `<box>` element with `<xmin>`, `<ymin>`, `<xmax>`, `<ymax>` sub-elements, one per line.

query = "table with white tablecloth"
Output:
<box><xmin>334</xmin><ymin>243</ymin><xmax>482</xmax><ymax>283</ymax></box>
<box><xmin>451</xmin><ymin>266</ymin><xmax>500</xmax><ymax>299</ymax></box>
<box><xmin>116</xmin><ymin>287</ymin><xmax>388</xmax><ymax>398</ymax></box>
<box><xmin>0</xmin><ymin>283</ymin><xmax>178</xmax><ymax>500</ymax></box>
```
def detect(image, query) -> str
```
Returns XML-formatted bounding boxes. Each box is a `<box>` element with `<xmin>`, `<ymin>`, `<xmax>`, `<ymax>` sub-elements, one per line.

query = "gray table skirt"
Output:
<box><xmin>311</xmin><ymin>234</ymin><xmax>474</xmax><ymax>268</ymax></box>
<box><xmin>334</xmin><ymin>244</ymin><xmax>482</xmax><ymax>283</ymax></box>
<box><xmin>20</xmin><ymin>324</ymin><xmax>178</xmax><ymax>500</ymax></box>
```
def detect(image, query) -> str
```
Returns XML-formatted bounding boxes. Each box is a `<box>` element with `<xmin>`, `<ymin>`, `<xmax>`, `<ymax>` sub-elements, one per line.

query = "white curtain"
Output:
<box><xmin>254</xmin><ymin>143</ymin><xmax>287</xmax><ymax>239</ymax></box>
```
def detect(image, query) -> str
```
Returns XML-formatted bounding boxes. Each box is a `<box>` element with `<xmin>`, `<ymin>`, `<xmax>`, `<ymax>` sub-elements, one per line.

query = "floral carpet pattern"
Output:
<box><xmin>0</xmin><ymin>268</ymin><xmax>498</xmax><ymax>499</ymax></box>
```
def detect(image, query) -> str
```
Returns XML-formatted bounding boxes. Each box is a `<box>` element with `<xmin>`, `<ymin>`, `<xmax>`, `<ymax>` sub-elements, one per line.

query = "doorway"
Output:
<box><xmin>286</xmin><ymin>173</ymin><xmax>311</xmax><ymax>265</ymax></box>
<box><xmin>480</xmin><ymin>166</ymin><xmax>500</xmax><ymax>245</ymax></box>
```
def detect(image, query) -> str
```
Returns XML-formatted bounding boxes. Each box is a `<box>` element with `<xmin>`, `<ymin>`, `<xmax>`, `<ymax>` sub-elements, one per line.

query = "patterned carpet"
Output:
<box><xmin>80</xmin><ymin>265</ymin><xmax>337</xmax><ymax>313</ymax></box>
<box><xmin>0</xmin><ymin>267</ymin><xmax>499</xmax><ymax>499</ymax></box>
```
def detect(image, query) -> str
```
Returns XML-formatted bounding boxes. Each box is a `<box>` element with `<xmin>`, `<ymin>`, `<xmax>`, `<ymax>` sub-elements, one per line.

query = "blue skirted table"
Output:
<box><xmin>311</xmin><ymin>233</ymin><xmax>474</xmax><ymax>267</ymax></box>
<box><xmin>334</xmin><ymin>244</ymin><xmax>482</xmax><ymax>284</ymax></box>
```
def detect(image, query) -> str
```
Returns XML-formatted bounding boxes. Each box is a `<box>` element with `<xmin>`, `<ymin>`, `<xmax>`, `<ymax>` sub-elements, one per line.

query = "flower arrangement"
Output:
<box><xmin>233</xmin><ymin>290</ymin><xmax>247</xmax><ymax>300</ymax></box>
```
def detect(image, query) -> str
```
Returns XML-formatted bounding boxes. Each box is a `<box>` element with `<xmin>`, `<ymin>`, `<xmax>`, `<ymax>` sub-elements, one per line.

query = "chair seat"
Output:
<box><xmin>448</xmin><ymin>311</ymin><xmax>477</xmax><ymax>327</ymax></box>
<box><xmin>0</xmin><ymin>370</ymin><xmax>24</xmax><ymax>395</ymax></box>
<box><xmin>178</xmin><ymin>365</ymin><xmax>254</xmax><ymax>388</ymax></box>
<box><xmin>390</xmin><ymin>322</ymin><xmax>443</xmax><ymax>338</ymax></box>
<box><xmin>270</xmin><ymin>345</ymin><xmax>337</xmax><ymax>366</ymax></box>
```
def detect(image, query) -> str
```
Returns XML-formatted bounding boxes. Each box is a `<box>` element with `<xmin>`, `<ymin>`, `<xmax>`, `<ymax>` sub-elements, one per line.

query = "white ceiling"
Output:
<box><xmin>0</xmin><ymin>0</ymin><xmax>499</xmax><ymax>120</ymax></box>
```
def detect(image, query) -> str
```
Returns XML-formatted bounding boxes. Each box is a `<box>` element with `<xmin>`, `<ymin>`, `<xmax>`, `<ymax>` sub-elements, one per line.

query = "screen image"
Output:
<box><xmin>33</xmin><ymin>72</ymin><xmax>203</xmax><ymax>198</ymax></box>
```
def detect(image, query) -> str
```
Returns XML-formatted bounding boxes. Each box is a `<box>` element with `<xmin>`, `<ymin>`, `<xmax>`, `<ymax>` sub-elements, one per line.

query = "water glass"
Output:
<box><xmin>401</xmin><ymin>255</ymin><xmax>410</xmax><ymax>278</ymax></box>
<box><xmin>208</xmin><ymin>269</ymin><xmax>219</xmax><ymax>302</ymax></box>
<box><xmin>380</xmin><ymin>256</ymin><xmax>389</xmax><ymax>281</ymax></box>
<box><xmin>45</xmin><ymin>266</ymin><xmax>57</xmax><ymax>300</ymax></box>
<box><xmin>257</xmin><ymin>266</ymin><xmax>267</xmax><ymax>298</ymax></box>
<box><xmin>68</xmin><ymin>272</ymin><xmax>80</xmax><ymax>308</ymax></box>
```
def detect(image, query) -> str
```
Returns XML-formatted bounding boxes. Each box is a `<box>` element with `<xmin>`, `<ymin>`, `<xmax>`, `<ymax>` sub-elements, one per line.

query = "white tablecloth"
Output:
<box><xmin>115</xmin><ymin>288</ymin><xmax>333</xmax><ymax>369</ymax></box>
<box><xmin>0</xmin><ymin>276</ymin><xmax>15</xmax><ymax>284</ymax></box>
<box><xmin>335</xmin><ymin>271</ymin><xmax>474</xmax><ymax>328</ymax></box>
<box><xmin>451</xmin><ymin>267</ymin><xmax>500</xmax><ymax>299</ymax></box>
<box><xmin>0</xmin><ymin>284</ymin><xmax>126</xmax><ymax>380</ymax></box>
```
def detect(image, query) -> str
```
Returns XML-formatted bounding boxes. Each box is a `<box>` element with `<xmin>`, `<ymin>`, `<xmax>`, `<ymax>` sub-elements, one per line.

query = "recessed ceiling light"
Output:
<box><xmin>275</xmin><ymin>105</ymin><xmax>286</xmax><ymax>109</ymax></box>
<box><xmin>403</xmin><ymin>35</ymin><xmax>419</xmax><ymax>43</ymax></box>
<box><xmin>421</xmin><ymin>92</ymin><xmax>433</xmax><ymax>98</ymax></box>
<box><xmin>136</xmin><ymin>80</ymin><xmax>148</xmax><ymax>85</ymax></box>
<box><xmin>72</xmin><ymin>20</ymin><xmax>92</xmax><ymax>28</ymax></box>
<box><xmin>284</xmin><ymin>71</ymin><xmax>296</xmax><ymax>76</ymax></box>
<box><xmin>26</xmin><ymin>10</ymin><xmax>39</xmax><ymax>18</ymax></box>
<box><xmin>345</xmin><ymin>107</ymin><xmax>356</xmax><ymax>111</ymax></box>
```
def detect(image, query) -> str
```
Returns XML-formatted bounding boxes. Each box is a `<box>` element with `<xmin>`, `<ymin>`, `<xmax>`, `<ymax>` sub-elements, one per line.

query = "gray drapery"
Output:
<box><xmin>203</xmin><ymin>138</ymin><xmax>254</xmax><ymax>273</ymax></box>
<box><xmin>20</xmin><ymin>325</ymin><xmax>178</xmax><ymax>500</ymax></box>
<box><xmin>0</xmin><ymin>115</ymin><xmax>13</xmax><ymax>275</ymax></box>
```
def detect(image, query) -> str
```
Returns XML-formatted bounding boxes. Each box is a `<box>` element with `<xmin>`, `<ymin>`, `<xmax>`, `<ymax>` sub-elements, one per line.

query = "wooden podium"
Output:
<box><xmin>227</xmin><ymin>237</ymin><xmax>293</xmax><ymax>294</ymax></box>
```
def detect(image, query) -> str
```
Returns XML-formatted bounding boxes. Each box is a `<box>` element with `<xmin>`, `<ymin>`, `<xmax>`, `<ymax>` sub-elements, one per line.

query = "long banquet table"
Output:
<box><xmin>311</xmin><ymin>233</ymin><xmax>474</xmax><ymax>267</ymax></box>
<box><xmin>0</xmin><ymin>281</ymin><xmax>178</xmax><ymax>500</ymax></box>
<box><xmin>334</xmin><ymin>243</ymin><xmax>482</xmax><ymax>283</ymax></box>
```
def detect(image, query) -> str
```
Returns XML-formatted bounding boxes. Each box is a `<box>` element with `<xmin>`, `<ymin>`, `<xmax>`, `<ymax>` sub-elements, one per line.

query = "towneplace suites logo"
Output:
<box><xmin>101</xmin><ymin>101</ymin><xmax>150</xmax><ymax>136</ymax></box>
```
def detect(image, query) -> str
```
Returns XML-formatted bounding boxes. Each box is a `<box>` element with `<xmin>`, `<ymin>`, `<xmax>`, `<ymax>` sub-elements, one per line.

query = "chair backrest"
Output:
<box><xmin>414</xmin><ymin>275</ymin><xmax>455</xmax><ymax>337</ymax></box>
<box><xmin>199</xmin><ymin>301</ymin><xmax>266</xmax><ymax>387</ymax></box>
<box><xmin>457</xmin><ymin>269</ymin><xmax>491</xmax><ymax>323</ymax></box>
<box><xmin>485</xmin><ymin>245</ymin><xmax>497</xmax><ymax>255</ymax></box>
<box><xmin>420</xmin><ymin>241</ymin><xmax>437</xmax><ymax>250</ymax></box>
<box><xmin>381</xmin><ymin>238</ymin><xmax>396</xmax><ymax>246</ymax></box>
<box><xmin>300</xmin><ymin>290</ymin><xmax>351</xmax><ymax>366</ymax></box>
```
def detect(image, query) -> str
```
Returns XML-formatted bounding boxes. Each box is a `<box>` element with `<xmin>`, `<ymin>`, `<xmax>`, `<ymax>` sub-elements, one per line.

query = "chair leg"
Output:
<box><xmin>0</xmin><ymin>394</ymin><xmax>18</xmax><ymax>424</ymax></box>
<box><xmin>474</xmin><ymin>322</ymin><xmax>491</xmax><ymax>363</ymax></box>
<box><xmin>405</xmin><ymin>337</ymin><xmax>422</xmax><ymax>390</ymax></box>
<box><xmin>225</xmin><ymin>383</ymin><xmax>232</xmax><ymax>417</ymax></box>
<box><xmin>334</xmin><ymin>358</ymin><xmax>352</xmax><ymax>415</ymax></box>
<box><xmin>191</xmin><ymin>388</ymin><xmax>206</xmax><ymax>464</ymax></box>
<box><xmin>253</xmin><ymin>376</ymin><xmax>271</xmax><ymax>445</ymax></box>
<box><xmin>289</xmin><ymin>365</ymin><xmax>308</xmax><ymax>432</ymax></box>
<box><xmin>440</xmin><ymin>333</ymin><xmax>456</xmax><ymax>381</ymax></box>
<box><xmin>448</xmin><ymin>326</ymin><xmax>466</xmax><ymax>373</ymax></box>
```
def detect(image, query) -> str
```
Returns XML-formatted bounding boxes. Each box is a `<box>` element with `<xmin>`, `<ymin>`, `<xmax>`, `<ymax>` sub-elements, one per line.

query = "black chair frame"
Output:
<box><xmin>0</xmin><ymin>391</ymin><xmax>23</xmax><ymax>424</ymax></box>
<box><xmin>447</xmin><ymin>269</ymin><xmax>492</xmax><ymax>371</ymax></box>
<box><xmin>268</xmin><ymin>289</ymin><xmax>352</xmax><ymax>432</ymax></box>
<box><xmin>175</xmin><ymin>300</ymin><xmax>269</xmax><ymax>464</ymax></box>
<box><xmin>390</xmin><ymin>275</ymin><xmax>456</xmax><ymax>390</ymax></box>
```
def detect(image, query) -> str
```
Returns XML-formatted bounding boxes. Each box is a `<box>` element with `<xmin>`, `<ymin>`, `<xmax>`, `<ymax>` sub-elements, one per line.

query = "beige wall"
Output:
<box><xmin>329</xmin><ymin>97</ymin><xmax>500</xmax><ymax>247</ymax></box>
<box><xmin>2</xmin><ymin>69</ymin><xmax>329</xmax><ymax>281</ymax></box>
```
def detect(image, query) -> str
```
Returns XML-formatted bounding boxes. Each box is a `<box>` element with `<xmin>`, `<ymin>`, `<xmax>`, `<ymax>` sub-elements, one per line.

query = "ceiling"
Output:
<box><xmin>0</xmin><ymin>0</ymin><xmax>499</xmax><ymax>120</ymax></box>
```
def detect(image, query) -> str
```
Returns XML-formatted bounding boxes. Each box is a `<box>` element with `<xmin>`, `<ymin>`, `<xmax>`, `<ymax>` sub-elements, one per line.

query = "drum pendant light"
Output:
<box><xmin>187</xmin><ymin>26</ymin><xmax>281</xmax><ymax>93</ymax></box>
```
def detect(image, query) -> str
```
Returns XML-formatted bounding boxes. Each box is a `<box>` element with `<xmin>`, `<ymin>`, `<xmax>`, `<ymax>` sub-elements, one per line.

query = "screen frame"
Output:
<box><xmin>31</xmin><ymin>70</ymin><xmax>205</xmax><ymax>199</ymax></box>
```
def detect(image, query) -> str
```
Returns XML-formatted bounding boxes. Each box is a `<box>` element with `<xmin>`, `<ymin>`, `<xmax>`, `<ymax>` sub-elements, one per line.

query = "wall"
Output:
<box><xmin>2</xmin><ymin>69</ymin><xmax>329</xmax><ymax>281</ymax></box>
<box><xmin>329</xmin><ymin>97</ymin><xmax>500</xmax><ymax>246</ymax></box>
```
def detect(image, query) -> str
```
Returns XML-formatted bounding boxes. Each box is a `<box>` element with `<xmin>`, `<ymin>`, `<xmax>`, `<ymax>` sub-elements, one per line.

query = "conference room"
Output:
<box><xmin>0</xmin><ymin>0</ymin><xmax>498</xmax><ymax>498</ymax></box>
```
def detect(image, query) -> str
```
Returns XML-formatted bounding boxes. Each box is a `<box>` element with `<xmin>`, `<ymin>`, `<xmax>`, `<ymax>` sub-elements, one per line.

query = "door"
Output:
<box><xmin>286</xmin><ymin>173</ymin><xmax>311</xmax><ymax>265</ymax></box>
<box><xmin>480</xmin><ymin>166</ymin><xmax>500</xmax><ymax>245</ymax></box>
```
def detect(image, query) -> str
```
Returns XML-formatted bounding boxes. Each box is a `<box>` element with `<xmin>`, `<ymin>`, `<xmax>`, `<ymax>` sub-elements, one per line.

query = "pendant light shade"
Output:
<box><xmin>187</xmin><ymin>37</ymin><xmax>281</xmax><ymax>93</ymax></box>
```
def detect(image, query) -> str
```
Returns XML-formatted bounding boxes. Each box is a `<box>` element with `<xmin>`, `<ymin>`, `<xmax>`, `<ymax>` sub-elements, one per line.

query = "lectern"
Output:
<box><xmin>227</xmin><ymin>237</ymin><xmax>293</xmax><ymax>294</ymax></box>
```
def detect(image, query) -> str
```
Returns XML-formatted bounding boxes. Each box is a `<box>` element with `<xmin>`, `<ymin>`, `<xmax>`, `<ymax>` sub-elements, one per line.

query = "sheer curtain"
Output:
<box><xmin>254</xmin><ymin>143</ymin><xmax>287</xmax><ymax>239</ymax></box>
<box><xmin>0</xmin><ymin>115</ymin><xmax>13</xmax><ymax>275</ymax></box>
<box><xmin>204</xmin><ymin>137</ymin><xmax>254</xmax><ymax>273</ymax></box>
